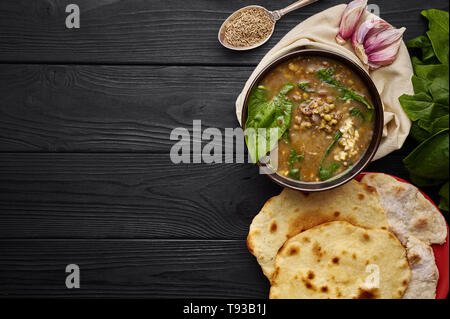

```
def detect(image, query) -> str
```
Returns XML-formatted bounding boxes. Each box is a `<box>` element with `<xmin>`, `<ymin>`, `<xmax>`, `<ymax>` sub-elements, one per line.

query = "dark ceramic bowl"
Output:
<box><xmin>241</xmin><ymin>49</ymin><xmax>383</xmax><ymax>192</ymax></box>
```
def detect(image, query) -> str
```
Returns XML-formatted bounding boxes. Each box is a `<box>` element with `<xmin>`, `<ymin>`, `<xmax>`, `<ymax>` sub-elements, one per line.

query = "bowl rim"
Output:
<box><xmin>241</xmin><ymin>48</ymin><xmax>384</xmax><ymax>192</ymax></box>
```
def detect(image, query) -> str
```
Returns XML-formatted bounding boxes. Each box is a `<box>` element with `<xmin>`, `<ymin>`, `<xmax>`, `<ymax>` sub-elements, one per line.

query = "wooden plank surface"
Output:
<box><xmin>0</xmin><ymin>239</ymin><xmax>268</xmax><ymax>298</ymax></box>
<box><xmin>0</xmin><ymin>0</ymin><xmax>447</xmax><ymax>65</ymax></box>
<box><xmin>0</xmin><ymin>64</ymin><xmax>251</xmax><ymax>152</ymax></box>
<box><xmin>0</xmin><ymin>64</ymin><xmax>441</xmax><ymax>157</ymax></box>
<box><xmin>0</xmin><ymin>150</ymin><xmax>435</xmax><ymax>240</ymax></box>
<box><xmin>0</xmin><ymin>153</ymin><xmax>277</xmax><ymax>239</ymax></box>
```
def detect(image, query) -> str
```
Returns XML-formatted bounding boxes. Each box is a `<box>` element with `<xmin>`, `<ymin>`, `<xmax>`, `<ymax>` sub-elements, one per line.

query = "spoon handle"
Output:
<box><xmin>272</xmin><ymin>0</ymin><xmax>318</xmax><ymax>21</ymax></box>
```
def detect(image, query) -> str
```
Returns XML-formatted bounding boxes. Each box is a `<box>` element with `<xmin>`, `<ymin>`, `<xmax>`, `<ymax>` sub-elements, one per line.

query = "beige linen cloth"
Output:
<box><xmin>235</xmin><ymin>4</ymin><xmax>413</xmax><ymax>160</ymax></box>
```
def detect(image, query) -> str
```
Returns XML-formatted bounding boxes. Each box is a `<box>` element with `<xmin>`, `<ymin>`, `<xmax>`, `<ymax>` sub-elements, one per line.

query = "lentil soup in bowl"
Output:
<box><xmin>242</xmin><ymin>49</ymin><xmax>383</xmax><ymax>192</ymax></box>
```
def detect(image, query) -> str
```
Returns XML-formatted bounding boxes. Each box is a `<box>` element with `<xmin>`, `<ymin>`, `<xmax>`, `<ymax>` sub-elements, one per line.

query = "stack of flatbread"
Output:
<box><xmin>247</xmin><ymin>173</ymin><xmax>447</xmax><ymax>299</ymax></box>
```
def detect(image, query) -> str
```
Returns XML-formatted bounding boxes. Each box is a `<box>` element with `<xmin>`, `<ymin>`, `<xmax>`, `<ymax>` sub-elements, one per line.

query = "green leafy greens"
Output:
<box><xmin>318</xmin><ymin>130</ymin><xmax>343</xmax><ymax>181</ymax></box>
<box><xmin>439</xmin><ymin>182</ymin><xmax>449</xmax><ymax>211</ymax></box>
<box><xmin>245</xmin><ymin>84</ymin><xmax>294</xmax><ymax>163</ymax></box>
<box><xmin>282</xmin><ymin>130</ymin><xmax>290</xmax><ymax>143</ymax></box>
<box><xmin>288</xmin><ymin>149</ymin><xmax>304</xmax><ymax>180</ymax></box>
<box><xmin>316</xmin><ymin>68</ymin><xmax>373</xmax><ymax>111</ymax></box>
<box><xmin>298</xmin><ymin>81</ymin><xmax>314</xmax><ymax>92</ymax></box>
<box><xmin>399</xmin><ymin>9</ymin><xmax>449</xmax><ymax>211</ymax></box>
<box><xmin>349</xmin><ymin>107</ymin><xmax>366</xmax><ymax>122</ymax></box>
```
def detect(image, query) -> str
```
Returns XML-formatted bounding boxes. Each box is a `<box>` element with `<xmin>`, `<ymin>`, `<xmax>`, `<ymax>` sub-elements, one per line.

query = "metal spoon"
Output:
<box><xmin>218</xmin><ymin>0</ymin><xmax>318</xmax><ymax>51</ymax></box>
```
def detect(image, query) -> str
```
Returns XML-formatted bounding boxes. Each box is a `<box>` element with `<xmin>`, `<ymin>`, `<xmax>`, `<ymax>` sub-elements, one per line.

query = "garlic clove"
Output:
<box><xmin>336</xmin><ymin>0</ymin><xmax>368</xmax><ymax>45</ymax></box>
<box><xmin>367</xmin><ymin>37</ymin><xmax>404</xmax><ymax>67</ymax></box>
<box><xmin>365</xmin><ymin>27</ymin><xmax>406</xmax><ymax>54</ymax></box>
<box><xmin>351</xmin><ymin>17</ymin><xmax>404</xmax><ymax>70</ymax></box>
<box><xmin>352</xmin><ymin>19</ymin><xmax>388</xmax><ymax>65</ymax></box>
<box><xmin>354</xmin><ymin>42</ymin><xmax>368</xmax><ymax>65</ymax></box>
<box><xmin>368</xmin><ymin>61</ymin><xmax>382</xmax><ymax>70</ymax></box>
<box><xmin>352</xmin><ymin>18</ymin><xmax>392</xmax><ymax>49</ymax></box>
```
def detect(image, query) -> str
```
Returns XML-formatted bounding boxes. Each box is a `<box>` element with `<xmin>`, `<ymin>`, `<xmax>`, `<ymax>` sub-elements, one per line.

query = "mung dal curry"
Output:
<box><xmin>245</xmin><ymin>56</ymin><xmax>375</xmax><ymax>182</ymax></box>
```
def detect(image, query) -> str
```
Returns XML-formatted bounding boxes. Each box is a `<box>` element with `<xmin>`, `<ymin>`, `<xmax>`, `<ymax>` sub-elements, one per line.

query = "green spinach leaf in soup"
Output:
<box><xmin>247</xmin><ymin>85</ymin><xmax>270</xmax><ymax>119</ymax></box>
<box><xmin>319</xmin><ymin>162</ymin><xmax>341</xmax><ymax>181</ymax></box>
<box><xmin>318</xmin><ymin>130</ymin><xmax>342</xmax><ymax>181</ymax></box>
<box><xmin>316</xmin><ymin>68</ymin><xmax>373</xmax><ymax>111</ymax></box>
<box><xmin>298</xmin><ymin>81</ymin><xmax>314</xmax><ymax>93</ymax></box>
<box><xmin>287</xmin><ymin>149</ymin><xmax>304</xmax><ymax>180</ymax></box>
<box><xmin>349</xmin><ymin>107</ymin><xmax>366</xmax><ymax>122</ymax></box>
<box><xmin>282</xmin><ymin>130</ymin><xmax>290</xmax><ymax>143</ymax></box>
<box><xmin>245</xmin><ymin>83</ymin><xmax>294</xmax><ymax>163</ymax></box>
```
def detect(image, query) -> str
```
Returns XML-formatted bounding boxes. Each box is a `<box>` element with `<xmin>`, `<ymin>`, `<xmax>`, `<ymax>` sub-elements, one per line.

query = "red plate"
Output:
<box><xmin>356</xmin><ymin>172</ymin><xmax>449</xmax><ymax>299</ymax></box>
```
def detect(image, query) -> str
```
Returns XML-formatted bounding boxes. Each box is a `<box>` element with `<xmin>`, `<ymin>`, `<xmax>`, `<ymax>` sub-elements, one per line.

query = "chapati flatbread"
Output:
<box><xmin>269</xmin><ymin>221</ymin><xmax>411</xmax><ymax>299</ymax></box>
<box><xmin>247</xmin><ymin>180</ymin><xmax>389</xmax><ymax>280</ymax></box>
<box><xmin>402</xmin><ymin>235</ymin><xmax>439</xmax><ymax>299</ymax></box>
<box><xmin>361</xmin><ymin>173</ymin><xmax>447</xmax><ymax>245</ymax></box>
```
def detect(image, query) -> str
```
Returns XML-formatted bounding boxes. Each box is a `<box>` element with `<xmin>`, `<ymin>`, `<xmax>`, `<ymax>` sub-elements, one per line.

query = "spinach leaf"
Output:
<box><xmin>317</xmin><ymin>68</ymin><xmax>373</xmax><ymax>110</ymax></box>
<box><xmin>324</xmin><ymin>130</ymin><xmax>342</xmax><ymax>160</ymax></box>
<box><xmin>403</xmin><ymin>129</ymin><xmax>449</xmax><ymax>181</ymax></box>
<box><xmin>288</xmin><ymin>168</ymin><xmax>300</xmax><ymax>180</ymax></box>
<box><xmin>282</xmin><ymin>130</ymin><xmax>290</xmax><ymax>143</ymax></box>
<box><xmin>422</xmin><ymin>9</ymin><xmax>449</xmax><ymax>65</ymax></box>
<box><xmin>399</xmin><ymin>92</ymin><xmax>448</xmax><ymax>132</ymax></box>
<box><xmin>318</xmin><ymin>130</ymin><xmax>342</xmax><ymax>181</ymax></box>
<box><xmin>317</xmin><ymin>68</ymin><xmax>340</xmax><ymax>86</ymax></box>
<box><xmin>247</xmin><ymin>85</ymin><xmax>270</xmax><ymax>119</ymax></box>
<box><xmin>411</xmin><ymin>75</ymin><xmax>430</xmax><ymax>93</ymax></box>
<box><xmin>340</xmin><ymin>88</ymin><xmax>373</xmax><ymax>111</ymax></box>
<box><xmin>407</xmin><ymin>35</ymin><xmax>436</xmax><ymax>62</ymax></box>
<box><xmin>414</xmin><ymin>64</ymin><xmax>449</xmax><ymax>105</ymax></box>
<box><xmin>319</xmin><ymin>162</ymin><xmax>341</xmax><ymax>181</ymax></box>
<box><xmin>439</xmin><ymin>182</ymin><xmax>449</xmax><ymax>211</ymax></box>
<box><xmin>349</xmin><ymin>107</ymin><xmax>366</xmax><ymax>122</ymax></box>
<box><xmin>288</xmin><ymin>149</ymin><xmax>304</xmax><ymax>167</ymax></box>
<box><xmin>400</xmin><ymin>9</ymin><xmax>449</xmax><ymax>210</ymax></box>
<box><xmin>409</xmin><ymin>173</ymin><xmax>445</xmax><ymax>187</ymax></box>
<box><xmin>400</xmin><ymin>62</ymin><xmax>448</xmax><ymax>133</ymax></box>
<box><xmin>410</xmin><ymin>121</ymin><xmax>432</xmax><ymax>142</ymax></box>
<box><xmin>287</xmin><ymin>149</ymin><xmax>304</xmax><ymax>180</ymax></box>
<box><xmin>245</xmin><ymin>84</ymin><xmax>294</xmax><ymax>163</ymax></box>
<box><xmin>280</xmin><ymin>84</ymin><xmax>295</xmax><ymax>95</ymax></box>
<box><xmin>298</xmin><ymin>81</ymin><xmax>314</xmax><ymax>92</ymax></box>
<box><xmin>431</xmin><ymin>114</ymin><xmax>450</xmax><ymax>133</ymax></box>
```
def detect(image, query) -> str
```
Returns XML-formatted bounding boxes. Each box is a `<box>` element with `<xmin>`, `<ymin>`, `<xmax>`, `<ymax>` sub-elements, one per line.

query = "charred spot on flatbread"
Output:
<box><xmin>270</xmin><ymin>220</ymin><xmax>278</xmax><ymax>233</ymax></box>
<box><xmin>288</xmin><ymin>245</ymin><xmax>300</xmax><ymax>256</ymax></box>
<box><xmin>414</xmin><ymin>217</ymin><xmax>428</xmax><ymax>229</ymax></box>
<box><xmin>356</xmin><ymin>287</ymin><xmax>379</xmax><ymax>299</ymax></box>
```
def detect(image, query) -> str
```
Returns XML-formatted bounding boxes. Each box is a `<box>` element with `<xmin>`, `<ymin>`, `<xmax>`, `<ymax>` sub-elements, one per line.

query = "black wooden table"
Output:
<box><xmin>0</xmin><ymin>0</ymin><xmax>448</xmax><ymax>298</ymax></box>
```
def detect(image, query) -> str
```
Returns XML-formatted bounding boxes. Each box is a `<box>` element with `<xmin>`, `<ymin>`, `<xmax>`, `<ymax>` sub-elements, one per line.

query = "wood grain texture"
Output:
<box><xmin>0</xmin><ymin>64</ymin><xmax>441</xmax><ymax>158</ymax></box>
<box><xmin>0</xmin><ymin>64</ymin><xmax>251</xmax><ymax>152</ymax></box>
<box><xmin>0</xmin><ymin>0</ymin><xmax>447</xmax><ymax>65</ymax></box>
<box><xmin>0</xmin><ymin>239</ymin><xmax>268</xmax><ymax>298</ymax></box>
<box><xmin>0</xmin><ymin>153</ymin><xmax>280</xmax><ymax>239</ymax></box>
<box><xmin>0</xmin><ymin>149</ymin><xmax>442</xmax><ymax>240</ymax></box>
